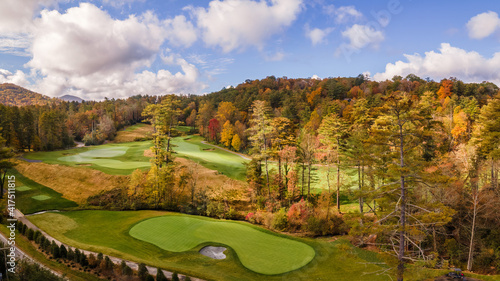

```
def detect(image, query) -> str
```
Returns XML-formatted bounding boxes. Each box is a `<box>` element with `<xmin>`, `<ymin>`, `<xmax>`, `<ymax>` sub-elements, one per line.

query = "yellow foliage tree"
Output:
<box><xmin>231</xmin><ymin>134</ymin><xmax>241</xmax><ymax>151</ymax></box>
<box><xmin>220</xmin><ymin>120</ymin><xmax>234</xmax><ymax>147</ymax></box>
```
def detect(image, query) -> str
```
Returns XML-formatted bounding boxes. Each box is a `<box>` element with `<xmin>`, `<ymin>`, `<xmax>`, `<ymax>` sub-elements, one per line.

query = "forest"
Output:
<box><xmin>0</xmin><ymin>74</ymin><xmax>499</xmax><ymax>280</ymax></box>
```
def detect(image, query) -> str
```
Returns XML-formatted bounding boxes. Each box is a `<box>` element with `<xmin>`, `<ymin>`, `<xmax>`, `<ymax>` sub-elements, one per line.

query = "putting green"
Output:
<box><xmin>32</xmin><ymin>195</ymin><xmax>51</xmax><ymax>201</ymax></box>
<box><xmin>16</xmin><ymin>185</ymin><xmax>31</xmax><ymax>191</ymax></box>
<box><xmin>129</xmin><ymin>216</ymin><xmax>315</xmax><ymax>275</ymax></box>
<box><xmin>57</xmin><ymin>146</ymin><xmax>150</xmax><ymax>170</ymax></box>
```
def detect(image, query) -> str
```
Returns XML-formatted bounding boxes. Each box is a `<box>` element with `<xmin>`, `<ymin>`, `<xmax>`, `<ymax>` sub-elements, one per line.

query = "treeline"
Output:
<box><xmin>171</xmin><ymin>75</ymin><xmax>500</xmax><ymax>277</ymax></box>
<box><xmin>0</xmin><ymin>95</ymin><xmax>156</xmax><ymax>151</ymax></box>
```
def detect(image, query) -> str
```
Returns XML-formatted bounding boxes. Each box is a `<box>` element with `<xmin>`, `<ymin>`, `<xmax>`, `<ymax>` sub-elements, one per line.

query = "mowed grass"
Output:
<box><xmin>28</xmin><ymin>210</ymin><xmax>460</xmax><ymax>281</ymax></box>
<box><xmin>172</xmin><ymin>136</ymin><xmax>247</xmax><ymax>181</ymax></box>
<box><xmin>7</xmin><ymin>169</ymin><xmax>77</xmax><ymax>214</ymax></box>
<box><xmin>129</xmin><ymin>216</ymin><xmax>315</xmax><ymax>275</ymax></box>
<box><xmin>24</xmin><ymin>141</ymin><xmax>152</xmax><ymax>175</ymax></box>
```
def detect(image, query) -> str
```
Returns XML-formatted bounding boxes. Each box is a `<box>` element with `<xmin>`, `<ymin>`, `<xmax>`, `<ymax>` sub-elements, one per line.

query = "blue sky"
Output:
<box><xmin>1</xmin><ymin>0</ymin><xmax>500</xmax><ymax>100</ymax></box>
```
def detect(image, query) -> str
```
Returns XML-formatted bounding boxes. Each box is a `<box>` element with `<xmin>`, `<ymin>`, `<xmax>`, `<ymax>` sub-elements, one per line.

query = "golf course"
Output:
<box><xmin>129</xmin><ymin>215</ymin><xmax>315</xmax><ymax>274</ymax></box>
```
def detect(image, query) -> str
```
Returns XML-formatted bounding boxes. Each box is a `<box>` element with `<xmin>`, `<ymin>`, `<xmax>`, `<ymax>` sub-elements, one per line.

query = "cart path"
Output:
<box><xmin>16</xmin><ymin>209</ymin><xmax>204</xmax><ymax>281</ymax></box>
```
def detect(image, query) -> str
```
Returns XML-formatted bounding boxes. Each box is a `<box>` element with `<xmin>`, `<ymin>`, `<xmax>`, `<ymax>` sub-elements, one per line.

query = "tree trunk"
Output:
<box><xmin>307</xmin><ymin>162</ymin><xmax>312</xmax><ymax>198</ymax></box>
<box><xmin>467</xmin><ymin>191</ymin><xmax>478</xmax><ymax>272</ymax></box>
<box><xmin>301</xmin><ymin>161</ymin><xmax>305</xmax><ymax>197</ymax></box>
<box><xmin>358</xmin><ymin>162</ymin><xmax>363</xmax><ymax>214</ymax></box>
<box><xmin>397</xmin><ymin>121</ymin><xmax>406</xmax><ymax>281</ymax></box>
<box><xmin>337</xmin><ymin>143</ymin><xmax>341</xmax><ymax>212</ymax></box>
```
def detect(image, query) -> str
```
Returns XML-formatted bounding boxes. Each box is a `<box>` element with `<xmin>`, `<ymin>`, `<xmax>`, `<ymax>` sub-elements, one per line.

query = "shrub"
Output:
<box><xmin>206</xmin><ymin>201</ymin><xmax>225</xmax><ymax>219</ymax></box>
<box><xmin>172</xmin><ymin>272</ymin><xmax>180</xmax><ymax>281</ymax></box>
<box><xmin>59</xmin><ymin>245</ymin><xmax>68</xmax><ymax>259</ymax></box>
<box><xmin>307</xmin><ymin>213</ymin><xmax>349</xmax><ymax>236</ymax></box>
<box><xmin>156</xmin><ymin>268</ymin><xmax>168</xmax><ymax>281</ymax></box>
<box><xmin>271</xmin><ymin>208</ymin><xmax>288</xmax><ymax>231</ymax></box>
<box><xmin>287</xmin><ymin>199</ymin><xmax>310</xmax><ymax>231</ymax></box>
<box><xmin>138</xmin><ymin>263</ymin><xmax>148</xmax><ymax>281</ymax></box>
<box><xmin>27</xmin><ymin>228</ymin><xmax>34</xmax><ymax>240</ymax></box>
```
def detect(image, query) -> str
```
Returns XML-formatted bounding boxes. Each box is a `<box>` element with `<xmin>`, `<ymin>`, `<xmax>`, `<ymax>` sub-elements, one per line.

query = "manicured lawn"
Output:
<box><xmin>27</xmin><ymin>210</ymin><xmax>462</xmax><ymax>281</ymax></box>
<box><xmin>172</xmin><ymin>136</ymin><xmax>248</xmax><ymax>181</ymax></box>
<box><xmin>23</xmin><ymin>141</ymin><xmax>152</xmax><ymax>175</ymax></box>
<box><xmin>8</xmin><ymin>169</ymin><xmax>78</xmax><ymax>214</ymax></box>
<box><xmin>129</xmin><ymin>215</ymin><xmax>315</xmax><ymax>274</ymax></box>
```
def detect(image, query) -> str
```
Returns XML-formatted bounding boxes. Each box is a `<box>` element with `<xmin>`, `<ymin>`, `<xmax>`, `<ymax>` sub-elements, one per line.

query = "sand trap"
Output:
<box><xmin>200</xmin><ymin>246</ymin><xmax>227</xmax><ymax>260</ymax></box>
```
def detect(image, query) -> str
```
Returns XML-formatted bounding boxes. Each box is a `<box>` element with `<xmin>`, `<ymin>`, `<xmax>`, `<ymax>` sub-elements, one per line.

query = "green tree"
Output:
<box><xmin>0</xmin><ymin>135</ymin><xmax>14</xmax><ymax>198</ymax></box>
<box><xmin>369</xmin><ymin>92</ymin><xmax>453</xmax><ymax>280</ymax></box>
<box><xmin>156</xmin><ymin>268</ymin><xmax>168</xmax><ymax>281</ymax></box>
<box><xmin>318</xmin><ymin>113</ymin><xmax>348</xmax><ymax>211</ymax></box>
<box><xmin>247</xmin><ymin>100</ymin><xmax>274</xmax><ymax>199</ymax></box>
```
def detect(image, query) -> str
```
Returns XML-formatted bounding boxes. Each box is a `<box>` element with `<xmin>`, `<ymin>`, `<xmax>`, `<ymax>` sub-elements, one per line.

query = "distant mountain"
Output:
<box><xmin>60</xmin><ymin>95</ymin><xmax>84</xmax><ymax>102</ymax></box>
<box><xmin>0</xmin><ymin>83</ymin><xmax>56</xmax><ymax>106</ymax></box>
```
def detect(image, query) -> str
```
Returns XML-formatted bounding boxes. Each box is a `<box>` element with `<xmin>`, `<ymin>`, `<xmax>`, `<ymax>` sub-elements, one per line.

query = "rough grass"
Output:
<box><xmin>14</xmin><ymin>160</ymin><xmax>127</xmax><ymax>204</ymax></box>
<box><xmin>7</xmin><ymin>169</ymin><xmax>78</xmax><ymax>214</ymax></box>
<box><xmin>172</xmin><ymin>136</ymin><xmax>247</xmax><ymax>181</ymax></box>
<box><xmin>129</xmin><ymin>215</ymin><xmax>315</xmax><ymax>275</ymax></box>
<box><xmin>114</xmin><ymin>123</ymin><xmax>153</xmax><ymax>143</ymax></box>
<box><xmin>28</xmin><ymin>210</ymin><xmax>466</xmax><ymax>281</ymax></box>
<box><xmin>175</xmin><ymin>157</ymin><xmax>248</xmax><ymax>202</ymax></box>
<box><xmin>23</xmin><ymin>141</ymin><xmax>152</xmax><ymax>175</ymax></box>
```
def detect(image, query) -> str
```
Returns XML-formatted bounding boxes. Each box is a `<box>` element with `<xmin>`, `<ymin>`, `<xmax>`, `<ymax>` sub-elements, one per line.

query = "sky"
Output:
<box><xmin>1</xmin><ymin>0</ymin><xmax>500</xmax><ymax>100</ymax></box>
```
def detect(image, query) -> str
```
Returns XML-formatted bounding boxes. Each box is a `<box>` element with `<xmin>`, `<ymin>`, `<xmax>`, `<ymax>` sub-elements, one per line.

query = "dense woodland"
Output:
<box><xmin>1</xmin><ymin>75</ymin><xmax>500</xmax><ymax>279</ymax></box>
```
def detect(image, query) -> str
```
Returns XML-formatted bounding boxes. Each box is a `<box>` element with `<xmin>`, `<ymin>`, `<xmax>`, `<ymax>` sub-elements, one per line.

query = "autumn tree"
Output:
<box><xmin>231</xmin><ymin>134</ymin><xmax>241</xmax><ymax>151</ymax></box>
<box><xmin>208</xmin><ymin>118</ymin><xmax>221</xmax><ymax>143</ymax></box>
<box><xmin>369</xmin><ymin>92</ymin><xmax>453</xmax><ymax>281</ymax></box>
<box><xmin>220</xmin><ymin>120</ymin><xmax>234</xmax><ymax>147</ymax></box>
<box><xmin>247</xmin><ymin>100</ymin><xmax>274</xmax><ymax>199</ymax></box>
<box><xmin>319</xmin><ymin>113</ymin><xmax>348</xmax><ymax>211</ymax></box>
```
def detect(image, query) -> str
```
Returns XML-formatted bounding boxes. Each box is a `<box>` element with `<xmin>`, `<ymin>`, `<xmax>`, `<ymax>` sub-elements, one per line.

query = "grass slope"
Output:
<box><xmin>129</xmin><ymin>215</ymin><xmax>315</xmax><ymax>275</ymax></box>
<box><xmin>9</xmin><ymin>169</ymin><xmax>77</xmax><ymax>214</ymax></box>
<box><xmin>14</xmin><ymin>161</ymin><xmax>126</xmax><ymax>204</ymax></box>
<box><xmin>27</xmin><ymin>210</ymin><xmax>463</xmax><ymax>281</ymax></box>
<box><xmin>172</xmin><ymin>136</ymin><xmax>247</xmax><ymax>181</ymax></box>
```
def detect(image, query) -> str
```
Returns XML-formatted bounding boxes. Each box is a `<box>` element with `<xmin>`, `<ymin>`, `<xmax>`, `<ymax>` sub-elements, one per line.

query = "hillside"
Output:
<box><xmin>0</xmin><ymin>83</ymin><xmax>56</xmax><ymax>106</ymax></box>
<box><xmin>60</xmin><ymin>94</ymin><xmax>84</xmax><ymax>102</ymax></box>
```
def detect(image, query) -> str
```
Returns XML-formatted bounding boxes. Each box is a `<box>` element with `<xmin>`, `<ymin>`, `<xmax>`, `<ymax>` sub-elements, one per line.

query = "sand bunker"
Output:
<box><xmin>199</xmin><ymin>246</ymin><xmax>227</xmax><ymax>260</ymax></box>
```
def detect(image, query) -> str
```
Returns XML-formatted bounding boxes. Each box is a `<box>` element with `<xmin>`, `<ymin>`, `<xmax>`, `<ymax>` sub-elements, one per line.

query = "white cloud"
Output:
<box><xmin>341</xmin><ymin>24</ymin><xmax>384</xmax><ymax>50</ymax></box>
<box><xmin>0</xmin><ymin>0</ymin><xmax>58</xmax><ymax>34</ymax></box>
<box><xmin>192</xmin><ymin>0</ymin><xmax>303</xmax><ymax>52</ymax></box>
<box><xmin>373</xmin><ymin>43</ymin><xmax>500</xmax><ymax>85</ymax></box>
<box><xmin>20</xmin><ymin>3</ymin><xmax>205</xmax><ymax>99</ymax></box>
<box><xmin>334</xmin><ymin>6</ymin><xmax>363</xmax><ymax>23</ymax></box>
<box><xmin>311</xmin><ymin>74</ymin><xmax>320</xmax><ymax>80</ymax></box>
<box><xmin>466</xmin><ymin>11</ymin><xmax>500</xmax><ymax>39</ymax></box>
<box><xmin>305</xmin><ymin>26</ymin><xmax>333</xmax><ymax>46</ymax></box>
<box><xmin>0</xmin><ymin>34</ymin><xmax>32</xmax><ymax>56</ymax></box>
<box><xmin>163</xmin><ymin>15</ymin><xmax>198</xmax><ymax>47</ymax></box>
<box><xmin>0</xmin><ymin>69</ymin><xmax>30</xmax><ymax>87</ymax></box>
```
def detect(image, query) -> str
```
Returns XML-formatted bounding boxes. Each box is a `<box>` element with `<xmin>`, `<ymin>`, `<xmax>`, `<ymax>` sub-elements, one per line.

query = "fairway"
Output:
<box><xmin>32</xmin><ymin>195</ymin><xmax>51</xmax><ymax>201</ymax></box>
<box><xmin>24</xmin><ymin>141</ymin><xmax>152</xmax><ymax>175</ymax></box>
<box><xmin>129</xmin><ymin>216</ymin><xmax>315</xmax><ymax>275</ymax></box>
<box><xmin>172</xmin><ymin>136</ymin><xmax>247</xmax><ymax>180</ymax></box>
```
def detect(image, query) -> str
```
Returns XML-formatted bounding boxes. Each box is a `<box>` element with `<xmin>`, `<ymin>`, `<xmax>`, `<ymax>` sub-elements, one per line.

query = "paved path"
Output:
<box><xmin>200</xmin><ymin>141</ymin><xmax>251</xmax><ymax>160</ymax></box>
<box><xmin>18</xmin><ymin>210</ymin><xmax>203</xmax><ymax>281</ymax></box>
